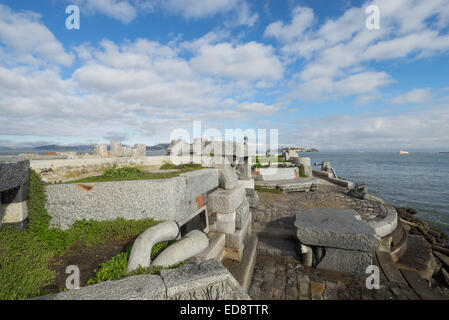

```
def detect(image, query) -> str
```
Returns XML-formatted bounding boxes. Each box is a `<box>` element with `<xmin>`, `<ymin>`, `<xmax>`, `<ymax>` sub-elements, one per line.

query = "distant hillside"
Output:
<box><xmin>147</xmin><ymin>143</ymin><xmax>169</xmax><ymax>151</ymax></box>
<box><xmin>0</xmin><ymin>147</ymin><xmax>11</xmax><ymax>150</ymax></box>
<box><xmin>33</xmin><ymin>145</ymin><xmax>94</xmax><ymax>151</ymax></box>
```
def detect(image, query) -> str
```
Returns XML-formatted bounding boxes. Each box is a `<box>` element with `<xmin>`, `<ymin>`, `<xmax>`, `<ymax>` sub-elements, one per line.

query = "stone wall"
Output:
<box><xmin>45</xmin><ymin>169</ymin><xmax>219</xmax><ymax>230</ymax></box>
<box><xmin>35</xmin><ymin>259</ymin><xmax>250</xmax><ymax>300</ymax></box>
<box><xmin>30</xmin><ymin>156</ymin><xmax>174</xmax><ymax>183</ymax></box>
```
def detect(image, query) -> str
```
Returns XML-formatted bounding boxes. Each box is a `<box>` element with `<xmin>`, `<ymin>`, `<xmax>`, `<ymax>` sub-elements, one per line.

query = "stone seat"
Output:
<box><xmin>294</xmin><ymin>208</ymin><xmax>381</xmax><ymax>274</ymax></box>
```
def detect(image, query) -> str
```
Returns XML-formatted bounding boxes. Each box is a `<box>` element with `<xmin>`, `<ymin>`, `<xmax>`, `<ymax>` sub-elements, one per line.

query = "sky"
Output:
<box><xmin>0</xmin><ymin>0</ymin><xmax>448</xmax><ymax>151</ymax></box>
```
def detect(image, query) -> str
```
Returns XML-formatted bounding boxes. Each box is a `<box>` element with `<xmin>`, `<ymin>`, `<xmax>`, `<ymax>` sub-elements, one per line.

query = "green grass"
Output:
<box><xmin>298</xmin><ymin>166</ymin><xmax>307</xmax><ymax>178</ymax></box>
<box><xmin>254</xmin><ymin>155</ymin><xmax>285</xmax><ymax>168</ymax></box>
<box><xmin>68</xmin><ymin>165</ymin><xmax>203</xmax><ymax>184</ymax></box>
<box><xmin>255</xmin><ymin>186</ymin><xmax>283</xmax><ymax>194</ymax></box>
<box><xmin>0</xmin><ymin>170</ymin><xmax>160</xmax><ymax>300</ymax></box>
<box><xmin>86</xmin><ymin>241</ymin><xmax>183</xmax><ymax>284</ymax></box>
<box><xmin>159</xmin><ymin>162</ymin><xmax>203</xmax><ymax>170</ymax></box>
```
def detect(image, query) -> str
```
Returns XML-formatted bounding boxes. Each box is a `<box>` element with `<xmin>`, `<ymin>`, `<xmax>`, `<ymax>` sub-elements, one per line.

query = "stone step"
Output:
<box><xmin>396</xmin><ymin>234</ymin><xmax>435</xmax><ymax>283</ymax></box>
<box><xmin>223</xmin><ymin>234</ymin><xmax>259</xmax><ymax>292</ymax></box>
<box><xmin>252</xmin><ymin>224</ymin><xmax>297</xmax><ymax>240</ymax></box>
<box><xmin>390</xmin><ymin>219</ymin><xmax>404</xmax><ymax>247</ymax></box>
<box><xmin>399</xmin><ymin>268</ymin><xmax>444</xmax><ymax>300</ymax></box>
<box><xmin>257</xmin><ymin>238</ymin><xmax>301</xmax><ymax>260</ymax></box>
<box><xmin>376</xmin><ymin>250</ymin><xmax>408</xmax><ymax>286</ymax></box>
<box><xmin>391</xmin><ymin>224</ymin><xmax>409</xmax><ymax>263</ymax></box>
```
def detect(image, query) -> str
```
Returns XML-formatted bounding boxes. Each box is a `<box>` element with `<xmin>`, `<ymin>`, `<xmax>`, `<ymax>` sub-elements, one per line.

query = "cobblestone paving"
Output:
<box><xmin>253</xmin><ymin>185</ymin><xmax>389</xmax><ymax>232</ymax></box>
<box><xmin>249</xmin><ymin>255</ymin><xmax>424</xmax><ymax>300</ymax></box>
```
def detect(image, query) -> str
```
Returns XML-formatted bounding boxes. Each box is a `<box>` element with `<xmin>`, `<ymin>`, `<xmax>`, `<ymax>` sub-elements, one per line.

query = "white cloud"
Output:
<box><xmin>190</xmin><ymin>42</ymin><xmax>283</xmax><ymax>81</ymax></box>
<box><xmin>227</xmin><ymin>1</ymin><xmax>259</xmax><ymax>27</ymax></box>
<box><xmin>163</xmin><ymin>0</ymin><xmax>238</xmax><ymax>18</ymax></box>
<box><xmin>76</xmin><ymin>0</ymin><xmax>137</xmax><ymax>23</ymax></box>
<box><xmin>268</xmin><ymin>0</ymin><xmax>449</xmax><ymax>103</ymax></box>
<box><xmin>282</xmin><ymin>104</ymin><xmax>449</xmax><ymax>150</ymax></box>
<box><xmin>0</xmin><ymin>5</ymin><xmax>73</xmax><ymax>66</ymax></box>
<box><xmin>264</xmin><ymin>7</ymin><xmax>315</xmax><ymax>43</ymax></box>
<box><xmin>392</xmin><ymin>88</ymin><xmax>433</xmax><ymax>104</ymax></box>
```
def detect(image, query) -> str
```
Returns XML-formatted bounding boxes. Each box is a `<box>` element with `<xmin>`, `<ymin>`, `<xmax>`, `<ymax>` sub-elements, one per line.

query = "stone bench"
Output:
<box><xmin>254</xmin><ymin>167</ymin><xmax>299</xmax><ymax>181</ymax></box>
<box><xmin>0</xmin><ymin>157</ymin><xmax>30</xmax><ymax>230</ymax></box>
<box><xmin>294</xmin><ymin>208</ymin><xmax>381</xmax><ymax>274</ymax></box>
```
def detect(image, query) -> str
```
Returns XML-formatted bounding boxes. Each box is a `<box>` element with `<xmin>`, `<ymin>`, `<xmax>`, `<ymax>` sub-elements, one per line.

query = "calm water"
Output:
<box><xmin>300</xmin><ymin>152</ymin><xmax>449</xmax><ymax>234</ymax></box>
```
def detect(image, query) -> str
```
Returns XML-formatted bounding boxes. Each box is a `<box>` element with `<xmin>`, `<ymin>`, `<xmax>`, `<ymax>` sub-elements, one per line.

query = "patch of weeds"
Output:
<box><xmin>0</xmin><ymin>170</ymin><xmax>160</xmax><ymax>300</ymax></box>
<box><xmin>69</xmin><ymin>164</ymin><xmax>203</xmax><ymax>184</ymax></box>
<box><xmin>160</xmin><ymin>162</ymin><xmax>203</xmax><ymax>170</ymax></box>
<box><xmin>87</xmin><ymin>240</ymin><xmax>183</xmax><ymax>284</ymax></box>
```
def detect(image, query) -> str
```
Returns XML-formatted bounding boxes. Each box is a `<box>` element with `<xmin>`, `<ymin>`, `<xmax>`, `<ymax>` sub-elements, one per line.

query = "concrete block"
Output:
<box><xmin>34</xmin><ymin>274</ymin><xmax>166</xmax><ymax>300</ymax></box>
<box><xmin>237</xmin><ymin>180</ymin><xmax>254</xmax><ymax>189</ymax></box>
<box><xmin>207</xmin><ymin>187</ymin><xmax>246</xmax><ymax>214</ymax></box>
<box><xmin>1</xmin><ymin>184</ymin><xmax>28</xmax><ymax>224</ymax></box>
<box><xmin>245</xmin><ymin>188</ymin><xmax>259</xmax><ymax>209</ymax></box>
<box><xmin>224</xmin><ymin>245</ymin><xmax>244</xmax><ymax>261</ymax></box>
<box><xmin>277</xmin><ymin>181</ymin><xmax>312</xmax><ymax>192</ymax></box>
<box><xmin>160</xmin><ymin>259</ymin><xmax>250</xmax><ymax>300</ymax></box>
<box><xmin>209</xmin><ymin>211</ymin><xmax>236</xmax><ymax>234</ymax></box>
<box><xmin>294</xmin><ymin>208</ymin><xmax>380</xmax><ymax>252</ymax></box>
<box><xmin>226</xmin><ymin>212</ymin><xmax>251</xmax><ymax>249</ymax></box>
<box><xmin>180</xmin><ymin>169</ymin><xmax>219</xmax><ymax>201</ymax></box>
<box><xmin>256</xmin><ymin>167</ymin><xmax>299</xmax><ymax>181</ymax></box>
<box><xmin>316</xmin><ymin>247</ymin><xmax>373</xmax><ymax>275</ymax></box>
<box><xmin>0</xmin><ymin>157</ymin><xmax>30</xmax><ymax>192</ymax></box>
<box><xmin>235</xmin><ymin>199</ymin><xmax>250</xmax><ymax>229</ymax></box>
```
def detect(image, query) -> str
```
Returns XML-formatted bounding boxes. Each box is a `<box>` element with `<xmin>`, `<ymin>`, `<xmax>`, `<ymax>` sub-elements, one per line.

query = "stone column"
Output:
<box><xmin>110</xmin><ymin>141</ymin><xmax>122</xmax><ymax>157</ymax></box>
<box><xmin>134</xmin><ymin>144</ymin><xmax>146</xmax><ymax>157</ymax></box>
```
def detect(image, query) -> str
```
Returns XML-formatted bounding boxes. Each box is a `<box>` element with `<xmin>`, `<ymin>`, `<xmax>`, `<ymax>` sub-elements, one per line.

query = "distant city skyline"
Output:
<box><xmin>1</xmin><ymin>0</ymin><xmax>449</xmax><ymax>151</ymax></box>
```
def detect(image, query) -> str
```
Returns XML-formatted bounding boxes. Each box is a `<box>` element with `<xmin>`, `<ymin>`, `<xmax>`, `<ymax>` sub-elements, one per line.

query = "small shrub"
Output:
<box><xmin>87</xmin><ymin>240</ymin><xmax>182</xmax><ymax>284</ymax></box>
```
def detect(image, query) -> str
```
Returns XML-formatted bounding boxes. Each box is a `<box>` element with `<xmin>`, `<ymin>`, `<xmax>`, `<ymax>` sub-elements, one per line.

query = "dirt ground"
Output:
<box><xmin>41</xmin><ymin>238</ymin><xmax>134</xmax><ymax>293</ymax></box>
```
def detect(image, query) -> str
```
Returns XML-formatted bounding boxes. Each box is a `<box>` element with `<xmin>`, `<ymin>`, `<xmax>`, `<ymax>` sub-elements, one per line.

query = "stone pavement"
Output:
<box><xmin>248</xmin><ymin>187</ymin><xmax>449</xmax><ymax>300</ymax></box>
<box><xmin>253</xmin><ymin>185</ymin><xmax>389</xmax><ymax>234</ymax></box>
<box><xmin>248</xmin><ymin>255</ymin><xmax>443</xmax><ymax>300</ymax></box>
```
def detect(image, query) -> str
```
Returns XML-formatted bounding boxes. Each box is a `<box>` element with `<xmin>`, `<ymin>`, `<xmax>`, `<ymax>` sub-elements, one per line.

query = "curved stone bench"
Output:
<box><xmin>367</xmin><ymin>206</ymin><xmax>398</xmax><ymax>238</ymax></box>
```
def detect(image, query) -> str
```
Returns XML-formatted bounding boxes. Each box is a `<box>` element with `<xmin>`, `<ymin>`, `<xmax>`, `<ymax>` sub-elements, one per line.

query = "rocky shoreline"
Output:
<box><xmin>394</xmin><ymin>206</ymin><xmax>449</xmax><ymax>288</ymax></box>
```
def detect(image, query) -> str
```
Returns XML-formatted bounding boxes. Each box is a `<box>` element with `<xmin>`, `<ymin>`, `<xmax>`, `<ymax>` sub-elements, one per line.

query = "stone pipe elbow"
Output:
<box><xmin>126</xmin><ymin>220</ymin><xmax>180</xmax><ymax>274</ymax></box>
<box><xmin>151</xmin><ymin>230</ymin><xmax>210</xmax><ymax>268</ymax></box>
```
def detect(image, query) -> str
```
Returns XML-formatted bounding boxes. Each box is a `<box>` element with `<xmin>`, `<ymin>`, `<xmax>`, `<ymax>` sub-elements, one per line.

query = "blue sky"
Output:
<box><xmin>0</xmin><ymin>0</ymin><xmax>448</xmax><ymax>151</ymax></box>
